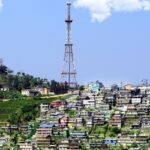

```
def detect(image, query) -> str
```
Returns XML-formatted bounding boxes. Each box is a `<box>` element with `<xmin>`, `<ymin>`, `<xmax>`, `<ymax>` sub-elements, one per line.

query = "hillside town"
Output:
<box><xmin>0</xmin><ymin>81</ymin><xmax>150</xmax><ymax>150</ymax></box>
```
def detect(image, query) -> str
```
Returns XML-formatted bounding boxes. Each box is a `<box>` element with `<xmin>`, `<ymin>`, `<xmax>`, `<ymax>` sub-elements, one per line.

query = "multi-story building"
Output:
<box><xmin>36</xmin><ymin>124</ymin><xmax>53</xmax><ymax>148</ymax></box>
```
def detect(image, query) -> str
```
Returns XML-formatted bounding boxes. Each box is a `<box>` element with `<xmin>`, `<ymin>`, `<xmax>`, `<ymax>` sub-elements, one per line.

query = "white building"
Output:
<box><xmin>131</xmin><ymin>97</ymin><xmax>141</xmax><ymax>104</ymax></box>
<box><xmin>21</xmin><ymin>89</ymin><xmax>39</xmax><ymax>97</ymax></box>
<box><xmin>83</xmin><ymin>99</ymin><xmax>95</xmax><ymax>108</ymax></box>
<box><xmin>40</xmin><ymin>104</ymin><xmax>50</xmax><ymax>114</ymax></box>
<box><xmin>18</xmin><ymin>142</ymin><xmax>35</xmax><ymax>150</ymax></box>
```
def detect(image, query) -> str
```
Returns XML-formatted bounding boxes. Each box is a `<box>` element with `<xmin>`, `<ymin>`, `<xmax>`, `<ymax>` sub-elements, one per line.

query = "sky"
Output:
<box><xmin>0</xmin><ymin>0</ymin><xmax>150</xmax><ymax>86</ymax></box>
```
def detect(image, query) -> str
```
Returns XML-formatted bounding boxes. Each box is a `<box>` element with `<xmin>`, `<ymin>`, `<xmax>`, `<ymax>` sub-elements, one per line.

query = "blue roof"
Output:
<box><xmin>40</xmin><ymin>123</ymin><xmax>54</xmax><ymax>128</ymax></box>
<box><xmin>104</xmin><ymin>139</ymin><xmax>117</xmax><ymax>145</ymax></box>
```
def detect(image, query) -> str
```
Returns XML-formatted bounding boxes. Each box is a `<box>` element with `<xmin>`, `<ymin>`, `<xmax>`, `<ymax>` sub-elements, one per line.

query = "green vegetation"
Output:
<box><xmin>106</xmin><ymin>127</ymin><xmax>121</xmax><ymax>137</ymax></box>
<box><xmin>0</xmin><ymin>90</ymin><xmax>23</xmax><ymax>100</ymax></box>
<box><xmin>0</xmin><ymin>64</ymin><xmax>68</xmax><ymax>94</ymax></box>
<box><xmin>0</xmin><ymin>95</ymin><xmax>69</xmax><ymax>122</ymax></box>
<box><xmin>27</xmin><ymin>122</ymin><xmax>40</xmax><ymax>139</ymax></box>
<box><xmin>8</xmin><ymin>104</ymin><xmax>39</xmax><ymax>126</ymax></box>
<box><xmin>88</xmin><ymin>124</ymin><xmax>108</xmax><ymax>138</ymax></box>
<box><xmin>65</xmin><ymin>109</ymin><xmax>77</xmax><ymax>117</ymax></box>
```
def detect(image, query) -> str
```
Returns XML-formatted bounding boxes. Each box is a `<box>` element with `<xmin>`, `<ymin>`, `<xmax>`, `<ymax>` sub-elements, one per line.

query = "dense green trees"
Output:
<box><xmin>0</xmin><ymin>65</ymin><xmax>12</xmax><ymax>75</ymax></box>
<box><xmin>0</xmin><ymin>64</ymin><xmax>69</xmax><ymax>94</ymax></box>
<box><xmin>8</xmin><ymin>104</ymin><xmax>39</xmax><ymax>126</ymax></box>
<box><xmin>0</xmin><ymin>90</ymin><xmax>22</xmax><ymax>99</ymax></box>
<box><xmin>50</xmin><ymin>80</ymin><xmax>68</xmax><ymax>94</ymax></box>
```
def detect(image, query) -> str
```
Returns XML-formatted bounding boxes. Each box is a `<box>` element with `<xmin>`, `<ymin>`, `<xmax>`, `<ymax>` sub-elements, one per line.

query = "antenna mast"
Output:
<box><xmin>61</xmin><ymin>0</ymin><xmax>77</xmax><ymax>88</ymax></box>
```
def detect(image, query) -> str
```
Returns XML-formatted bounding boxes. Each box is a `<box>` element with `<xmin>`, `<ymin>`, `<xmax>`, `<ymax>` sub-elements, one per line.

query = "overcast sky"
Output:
<box><xmin>0</xmin><ymin>0</ymin><xmax>150</xmax><ymax>86</ymax></box>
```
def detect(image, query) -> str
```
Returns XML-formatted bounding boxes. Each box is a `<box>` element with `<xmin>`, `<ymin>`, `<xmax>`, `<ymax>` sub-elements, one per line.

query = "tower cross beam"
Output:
<box><xmin>61</xmin><ymin>1</ymin><xmax>77</xmax><ymax>89</ymax></box>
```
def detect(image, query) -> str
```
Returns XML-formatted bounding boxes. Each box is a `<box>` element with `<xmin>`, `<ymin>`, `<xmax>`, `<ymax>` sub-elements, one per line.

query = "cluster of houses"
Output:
<box><xmin>1</xmin><ymin>82</ymin><xmax>150</xmax><ymax>149</ymax></box>
<box><xmin>17</xmin><ymin>83</ymin><xmax>149</xmax><ymax>149</ymax></box>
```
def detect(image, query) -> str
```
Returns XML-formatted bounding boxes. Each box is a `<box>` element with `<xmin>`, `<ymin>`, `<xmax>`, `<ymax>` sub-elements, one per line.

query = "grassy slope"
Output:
<box><xmin>0</xmin><ymin>94</ymin><xmax>69</xmax><ymax>122</ymax></box>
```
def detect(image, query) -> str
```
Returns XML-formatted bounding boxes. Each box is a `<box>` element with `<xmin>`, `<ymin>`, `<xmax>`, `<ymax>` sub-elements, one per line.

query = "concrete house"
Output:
<box><xmin>131</xmin><ymin>96</ymin><xmax>142</xmax><ymax>104</ymax></box>
<box><xmin>141</xmin><ymin>117</ymin><xmax>150</xmax><ymax>128</ymax></box>
<box><xmin>21</xmin><ymin>89</ymin><xmax>39</xmax><ymax>97</ymax></box>
<box><xmin>108</xmin><ymin>115</ymin><xmax>123</xmax><ymax>127</ymax></box>
<box><xmin>18</xmin><ymin>142</ymin><xmax>35</xmax><ymax>150</ymax></box>
<box><xmin>83</xmin><ymin>99</ymin><xmax>95</xmax><ymax>108</ymax></box>
<box><xmin>36</xmin><ymin>123</ymin><xmax>54</xmax><ymax>148</ymax></box>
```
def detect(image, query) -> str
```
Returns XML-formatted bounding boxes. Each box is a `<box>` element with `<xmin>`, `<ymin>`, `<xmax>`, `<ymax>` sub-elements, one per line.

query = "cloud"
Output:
<box><xmin>74</xmin><ymin>0</ymin><xmax>150</xmax><ymax>22</ymax></box>
<box><xmin>0</xmin><ymin>0</ymin><xmax>3</xmax><ymax>11</ymax></box>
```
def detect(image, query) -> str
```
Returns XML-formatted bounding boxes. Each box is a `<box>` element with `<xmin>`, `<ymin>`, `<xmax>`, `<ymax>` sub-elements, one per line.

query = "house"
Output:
<box><xmin>40</xmin><ymin>104</ymin><xmax>50</xmax><ymax>114</ymax></box>
<box><xmin>76</xmin><ymin>117</ymin><xmax>84</xmax><ymax>127</ymax></box>
<box><xmin>118</xmin><ymin>135</ymin><xmax>148</xmax><ymax>144</ymax></box>
<box><xmin>0</xmin><ymin>87</ymin><xmax>9</xmax><ymax>91</ymax></box>
<box><xmin>116</xmin><ymin>97</ymin><xmax>130</xmax><ymax>106</ymax></box>
<box><xmin>124</xmin><ymin>116</ymin><xmax>140</xmax><ymax>126</ymax></box>
<box><xmin>89</xmin><ymin>139</ymin><xmax>102</xmax><ymax>148</ymax></box>
<box><xmin>39</xmin><ymin>123</ymin><xmax>54</xmax><ymax>128</ymax></box>
<box><xmin>108</xmin><ymin>115</ymin><xmax>123</xmax><ymax>127</ymax></box>
<box><xmin>79</xmin><ymin>110</ymin><xmax>88</xmax><ymax>117</ymax></box>
<box><xmin>99</xmin><ymin>103</ymin><xmax>110</xmax><ymax>113</ymax></box>
<box><xmin>58</xmin><ymin>140</ymin><xmax>69</xmax><ymax>150</ymax></box>
<box><xmin>92</xmin><ymin>114</ymin><xmax>105</xmax><ymax>125</ymax></box>
<box><xmin>69</xmin><ymin>131</ymin><xmax>87</xmax><ymax>138</ymax></box>
<box><xmin>92</xmin><ymin>117</ymin><xmax>105</xmax><ymax>125</ymax></box>
<box><xmin>48</xmin><ymin>110</ymin><xmax>65</xmax><ymax>120</ymax></box>
<box><xmin>131</xmin><ymin>97</ymin><xmax>142</xmax><ymax>104</ymax></box>
<box><xmin>142</xmin><ymin>97</ymin><xmax>150</xmax><ymax>105</ymax></box>
<box><xmin>0</xmin><ymin>122</ymin><xmax>10</xmax><ymax>130</ymax></box>
<box><xmin>68</xmin><ymin>118</ymin><xmax>76</xmax><ymax>129</ymax></box>
<box><xmin>131</xmin><ymin>122</ymin><xmax>141</xmax><ymax>129</ymax></box>
<box><xmin>127</xmin><ymin>104</ymin><xmax>137</xmax><ymax>115</ymax></box>
<box><xmin>18</xmin><ymin>142</ymin><xmax>35</xmax><ymax>150</ymax></box>
<box><xmin>123</xmin><ymin>84</ymin><xmax>135</xmax><ymax>91</ymax></box>
<box><xmin>50</xmin><ymin>100</ymin><xmax>63</xmax><ymax>108</ymax></box>
<box><xmin>82</xmin><ymin>99</ymin><xmax>95</xmax><ymax>108</ymax></box>
<box><xmin>136</xmin><ymin>104</ymin><xmax>150</xmax><ymax>116</ymax></box>
<box><xmin>68</xmin><ymin>139</ymin><xmax>80</xmax><ymax>150</ymax></box>
<box><xmin>95</xmin><ymin>95</ymin><xmax>104</xmax><ymax>102</ymax></box>
<box><xmin>138</xmin><ymin>85</ymin><xmax>150</xmax><ymax>93</ymax></box>
<box><xmin>21</xmin><ymin>89</ymin><xmax>39</xmax><ymax>97</ymax></box>
<box><xmin>116</xmin><ymin>105</ymin><xmax>127</xmax><ymax>113</ymax></box>
<box><xmin>127</xmin><ymin>109</ymin><xmax>138</xmax><ymax>115</ymax></box>
<box><xmin>141</xmin><ymin>117</ymin><xmax>150</xmax><ymax>128</ymax></box>
<box><xmin>103</xmin><ymin>138</ymin><xmax>117</xmax><ymax>145</ymax></box>
<box><xmin>33</xmin><ymin>87</ymin><xmax>50</xmax><ymax>95</ymax></box>
<box><xmin>0</xmin><ymin>137</ymin><xmax>8</xmax><ymax>148</ymax></box>
<box><xmin>76</xmin><ymin>100</ymin><xmax>83</xmax><ymax>109</ymax></box>
<box><xmin>88</xmin><ymin>81</ymin><xmax>103</xmax><ymax>93</ymax></box>
<box><xmin>118</xmin><ymin>136</ymin><xmax>133</xmax><ymax>144</ymax></box>
<box><xmin>36</xmin><ymin>124</ymin><xmax>53</xmax><ymax>148</ymax></box>
<box><xmin>67</xmin><ymin>102</ymin><xmax>77</xmax><ymax>110</ymax></box>
<box><xmin>118</xmin><ymin>89</ymin><xmax>132</xmax><ymax>98</ymax></box>
<box><xmin>135</xmin><ymin>136</ymin><xmax>149</xmax><ymax>144</ymax></box>
<box><xmin>104</xmin><ymin>93</ymin><xmax>116</xmax><ymax>106</ymax></box>
<box><xmin>86</xmin><ymin>118</ymin><xmax>93</xmax><ymax>127</ymax></box>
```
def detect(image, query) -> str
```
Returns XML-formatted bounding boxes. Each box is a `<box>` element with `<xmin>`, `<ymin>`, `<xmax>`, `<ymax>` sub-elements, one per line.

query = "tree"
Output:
<box><xmin>79</xmin><ymin>85</ymin><xmax>85</xmax><ymax>91</ymax></box>
<box><xmin>131</xmin><ymin>143</ymin><xmax>138</xmax><ymax>148</ymax></box>
<box><xmin>8</xmin><ymin>113</ymin><xmax>21</xmax><ymax>131</ymax></box>
<box><xmin>0</xmin><ymin>65</ymin><xmax>9</xmax><ymax>75</ymax></box>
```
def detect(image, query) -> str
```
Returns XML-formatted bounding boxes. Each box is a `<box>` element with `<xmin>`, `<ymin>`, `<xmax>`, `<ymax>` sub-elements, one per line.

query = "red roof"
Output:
<box><xmin>51</xmin><ymin>100</ymin><xmax>63</xmax><ymax>108</ymax></box>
